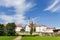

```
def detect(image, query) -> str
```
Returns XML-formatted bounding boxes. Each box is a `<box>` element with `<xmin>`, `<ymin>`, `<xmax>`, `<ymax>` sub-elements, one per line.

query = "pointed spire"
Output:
<box><xmin>27</xmin><ymin>17</ymin><xmax>30</xmax><ymax>25</ymax></box>
<box><xmin>28</xmin><ymin>17</ymin><xmax>30</xmax><ymax>20</ymax></box>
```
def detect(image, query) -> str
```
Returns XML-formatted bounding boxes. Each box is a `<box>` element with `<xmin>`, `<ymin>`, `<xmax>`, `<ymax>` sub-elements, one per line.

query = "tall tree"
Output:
<box><xmin>30</xmin><ymin>22</ymin><xmax>34</xmax><ymax>35</ymax></box>
<box><xmin>0</xmin><ymin>24</ymin><xmax>5</xmax><ymax>36</ymax></box>
<box><xmin>6</xmin><ymin>23</ymin><xmax>16</xmax><ymax>36</ymax></box>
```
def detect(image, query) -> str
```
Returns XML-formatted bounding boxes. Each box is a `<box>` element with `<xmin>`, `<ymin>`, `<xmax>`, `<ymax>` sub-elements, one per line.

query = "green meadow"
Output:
<box><xmin>22</xmin><ymin>36</ymin><xmax>60</xmax><ymax>40</ymax></box>
<box><xmin>0</xmin><ymin>36</ymin><xmax>16</xmax><ymax>40</ymax></box>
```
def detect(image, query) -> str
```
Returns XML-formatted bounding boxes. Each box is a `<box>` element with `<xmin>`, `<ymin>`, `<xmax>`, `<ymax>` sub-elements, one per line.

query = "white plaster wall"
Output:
<box><xmin>15</xmin><ymin>27</ymin><xmax>22</xmax><ymax>31</ymax></box>
<box><xmin>25</xmin><ymin>25</ymin><xmax>31</xmax><ymax>32</ymax></box>
<box><xmin>45</xmin><ymin>29</ymin><xmax>53</xmax><ymax>33</ymax></box>
<box><xmin>36</xmin><ymin>26</ymin><xmax>47</xmax><ymax>32</ymax></box>
<box><xmin>40</xmin><ymin>26</ymin><xmax>47</xmax><ymax>32</ymax></box>
<box><xmin>36</xmin><ymin>27</ymin><xmax>40</xmax><ymax>32</ymax></box>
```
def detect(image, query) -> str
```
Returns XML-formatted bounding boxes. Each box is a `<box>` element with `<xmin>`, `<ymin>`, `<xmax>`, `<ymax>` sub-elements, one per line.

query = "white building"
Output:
<box><xmin>25</xmin><ymin>25</ymin><xmax>31</xmax><ymax>32</ymax></box>
<box><xmin>25</xmin><ymin>17</ymin><xmax>54</xmax><ymax>33</ymax></box>
<box><xmin>45</xmin><ymin>27</ymin><xmax>53</xmax><ymax>33</ymax></box>
<box><xmin>25</xmin><ymin>17</ymin><xmax>31</xmax><ymax>32</ymax></box>
<box><xmin>15</xmin><ymin>24</ymin><xmax>22</xmax><ymax>32</ymax></box>
<box><xmin>36</xmin><ymin>24</ymin><xmax>54</xmax><ymax>33</ymax></box>
<box><xmin>36</xmin><ymin>25</ymin><xmax>46</xmax><ymax>32</ymax></box>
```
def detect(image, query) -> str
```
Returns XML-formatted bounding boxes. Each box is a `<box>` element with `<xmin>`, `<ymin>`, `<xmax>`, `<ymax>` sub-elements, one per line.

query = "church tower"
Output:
<box><xmin>25</xmin><ymin>17</ymin><xmax>31</xmax><ymax>32</ymax></box>
<box><xmin>27</xmin><ymin>17</ymin><xmax>30</xmax><ymax>26</ymax></box>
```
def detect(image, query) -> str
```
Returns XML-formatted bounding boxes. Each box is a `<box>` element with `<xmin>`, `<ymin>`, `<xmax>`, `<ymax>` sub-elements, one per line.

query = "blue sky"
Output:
<box><xmin>0</xmin><ymin>0</ymin><xmax>60</xmax><ymax>28</ymax></box>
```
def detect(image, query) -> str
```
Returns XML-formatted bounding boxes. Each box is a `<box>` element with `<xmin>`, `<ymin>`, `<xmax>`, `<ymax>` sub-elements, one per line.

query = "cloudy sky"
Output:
<box><xmin>0</xmin><ymin>0</ymin><xmax>60</xmax><ymax>28</ymax></box>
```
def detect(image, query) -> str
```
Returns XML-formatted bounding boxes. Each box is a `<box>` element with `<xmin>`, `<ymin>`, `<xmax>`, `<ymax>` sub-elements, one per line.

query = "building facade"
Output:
<box><xmin>15</xmin><ymin>24</ymin><xmax>22</xmax><ymax>32</ymax></box>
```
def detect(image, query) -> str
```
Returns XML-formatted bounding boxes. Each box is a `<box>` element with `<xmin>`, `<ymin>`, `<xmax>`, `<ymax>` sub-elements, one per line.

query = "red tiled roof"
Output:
<box><xmin>16</xmin><ymin>24</ymin><xmax>22</xmax><ymax>27</ymax></box>
<box><xmin>47</xmin><ymin>27</ymin><xmax>54</xmax><ymax>30</ymax></box>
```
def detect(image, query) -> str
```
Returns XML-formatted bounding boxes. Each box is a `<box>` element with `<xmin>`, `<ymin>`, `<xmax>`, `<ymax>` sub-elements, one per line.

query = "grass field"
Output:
<box><xmin>22</xmin><ymin>36</ymin><xmax>60</xmax><ymax>40</ymax></box>
<box><xmin>0</xmin><ymin>36</ymin><xmax>17</xmax><ymax>40</ymax></box>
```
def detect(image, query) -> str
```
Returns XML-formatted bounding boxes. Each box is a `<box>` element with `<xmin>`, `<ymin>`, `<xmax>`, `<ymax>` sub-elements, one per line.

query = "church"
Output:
<box><xmin>15</xmin><ymin>17</ymin><xmax>55</xmax><ymax>35</ymax></box>
<box><xmin>25</xmin><ymin>17</ymin><xmax>54</xmax><ymax>34</ymax></box>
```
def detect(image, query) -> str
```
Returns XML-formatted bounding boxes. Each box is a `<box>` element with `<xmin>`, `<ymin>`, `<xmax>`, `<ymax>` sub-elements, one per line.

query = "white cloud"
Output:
<box><xmin>0</xmin><ymin>14</ymin><xmax>25</xmax><ymax>24</ymax></box>
<box><xmin>0</xmin><ymin>0</ymin><xmax>36</xmax><ymax>24</ymax></box>
<box><xmin>44</xmin><ymin>0</ymin><xmax>60</xmax><ymax>12</ymax></box>
<box><xmin>51</xmin><ymin>6</ymin><xmax>60</xmax><ymax>12</ymax></box>
<box><xmin>0</xmin><ymin>0</ymin><xmax>36</xmax><ymax>14</ymax></box>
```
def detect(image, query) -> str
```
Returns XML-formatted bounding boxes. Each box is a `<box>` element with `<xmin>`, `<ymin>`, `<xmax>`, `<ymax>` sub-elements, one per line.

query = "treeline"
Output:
<box><xmin>0</xmin><ymin>23</ymin><xmax>16</xmax><ymax>36</ymax></box>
